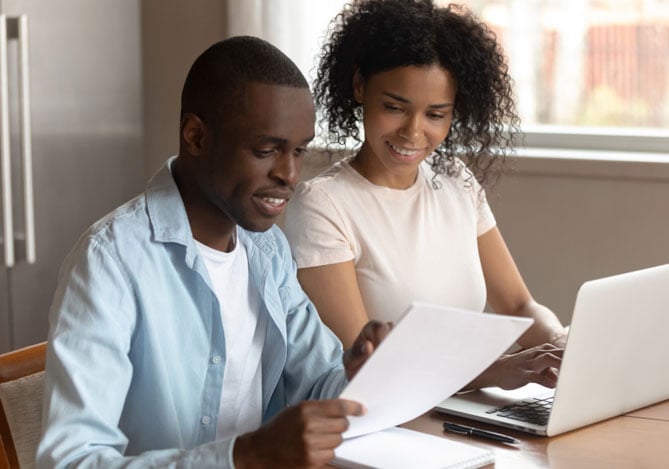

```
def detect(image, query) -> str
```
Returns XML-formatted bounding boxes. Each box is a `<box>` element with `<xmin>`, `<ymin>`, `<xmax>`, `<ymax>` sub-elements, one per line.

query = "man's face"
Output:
<box><xmin>200</xmin><ymin>82</ymin><xmax>315</xmax><ymax>233</ymax></box>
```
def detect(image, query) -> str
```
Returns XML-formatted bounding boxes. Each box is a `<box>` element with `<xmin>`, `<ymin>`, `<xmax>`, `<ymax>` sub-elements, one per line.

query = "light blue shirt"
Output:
<box><xmin>37</xmin><ymin>158</ymin><xmax>347</xmax><ymax>468</ymax></box>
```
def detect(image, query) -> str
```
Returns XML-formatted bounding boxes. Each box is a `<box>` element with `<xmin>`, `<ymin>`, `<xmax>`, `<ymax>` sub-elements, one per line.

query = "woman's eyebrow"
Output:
<box><xmin>382</xmin><ymin>91</ymin><xmax>453</xmax><ymax>108</ymax></box>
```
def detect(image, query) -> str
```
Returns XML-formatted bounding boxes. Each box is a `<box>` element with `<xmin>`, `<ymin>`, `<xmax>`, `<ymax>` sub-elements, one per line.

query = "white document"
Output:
<box><xmin>340</xmin><ymin>302</ymin><xmax>533</xmax><ymax>438</ymax></box>
<box><xmin>332</xmin><ymin>427</ymin><xmax>494</xmax><ymax>469</ymax></box>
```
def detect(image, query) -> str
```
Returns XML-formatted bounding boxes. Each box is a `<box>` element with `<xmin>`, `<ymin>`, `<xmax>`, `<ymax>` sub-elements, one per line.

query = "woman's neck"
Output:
<box><xmin>350</xmin><ymin>149</ymin><xmax>419</xmax><ymax>190</ymax></box>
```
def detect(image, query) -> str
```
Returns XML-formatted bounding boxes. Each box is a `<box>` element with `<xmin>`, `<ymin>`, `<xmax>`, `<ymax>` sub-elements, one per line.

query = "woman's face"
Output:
<box><xmin>353</xmin><ymin>64</ymin><xmax>456</xmax><ymax>189</ymax></box>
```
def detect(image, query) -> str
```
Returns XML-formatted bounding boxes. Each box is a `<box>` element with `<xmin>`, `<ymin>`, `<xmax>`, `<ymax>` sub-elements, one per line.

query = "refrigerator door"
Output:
<box><xmin>0</xmin><ymin>0</ymin><xmax>145</xmax><ymax>351</ymax></box>
<box><xmin>0</xmin><ymin>267</ymin><xmax>8</xmax><ymax>351</ymax></box>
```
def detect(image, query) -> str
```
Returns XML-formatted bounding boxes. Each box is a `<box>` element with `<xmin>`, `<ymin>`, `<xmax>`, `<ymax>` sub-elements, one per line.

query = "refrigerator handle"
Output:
<box><xmin>18</xmin><ymin>15</ymin><xmax>35</xmax><ymax>263</ymax></box>
<box><xmin>0</xmin><ymin>15</ymin><xmax>14</xmax><ymax>268</ymax></box>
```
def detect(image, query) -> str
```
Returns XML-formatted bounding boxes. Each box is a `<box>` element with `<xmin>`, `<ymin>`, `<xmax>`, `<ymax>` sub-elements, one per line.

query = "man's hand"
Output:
<box><xmin>466</xmin><ymin>343</ymin><xmax>564</xmax><ymax>391</ymax></box>
<box><xmin>343</xmin><ymin>320</ymin><xmax>393</xmax><ymax>380</ymax></box>
<box><xmin>233</xmin><ymin>399</ymin><xmax>364</xmax><ymax>468</ymax></box>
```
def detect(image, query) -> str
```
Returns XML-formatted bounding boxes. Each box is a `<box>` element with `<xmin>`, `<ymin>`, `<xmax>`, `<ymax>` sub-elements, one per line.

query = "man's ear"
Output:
<box><xmin>180</xmin><ymin>112</ymin><xmax>207</xmax><ymax>155</ymax></box>
<box><xmin>352</xmin><ymin>69</ymin><xmax>364</xmax><ymax>104</ymax></box>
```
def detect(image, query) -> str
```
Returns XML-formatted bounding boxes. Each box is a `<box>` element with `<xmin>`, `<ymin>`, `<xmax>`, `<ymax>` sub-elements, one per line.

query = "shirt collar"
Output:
<box><xmin>145</xmin><ymin>156</ymin><xmax>192</xmax><ymax>247</ymax></box>
<box><xmin>145</xmin><ymin>156</ymin><xmax>279</xmax><ymax>261</ymax></box>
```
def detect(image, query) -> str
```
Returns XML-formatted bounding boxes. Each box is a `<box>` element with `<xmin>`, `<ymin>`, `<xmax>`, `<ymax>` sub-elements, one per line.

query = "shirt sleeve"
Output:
<box><xmin>467</xmin><ymin>173</ymin><xmax>497</xmax><ymax>236</ymax></box>
<box><xmin>37</xmin><ymin>238</ymin><xmax>237</xmax><ymax>469</ymax></box>
<box><xmin>476</xmin><ymin>189</ymin><xmax>497</xmax><ymax>236</ymax></box>
<box><xmin>271</xmin><ymin>227</ymin><xmax>348</xmax><ymax>403</ymax></box>
<box><xmin>283</xmin><ymin>181</ymin><xmax>355</xmax><ymax>268</ymax></box>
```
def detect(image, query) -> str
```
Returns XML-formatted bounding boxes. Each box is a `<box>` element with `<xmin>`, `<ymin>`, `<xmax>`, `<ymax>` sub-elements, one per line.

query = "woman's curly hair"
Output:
<box><xmin>314</xmin><ymin>0</ymin><xmax>520</xmax><ymax>187</ymax></box>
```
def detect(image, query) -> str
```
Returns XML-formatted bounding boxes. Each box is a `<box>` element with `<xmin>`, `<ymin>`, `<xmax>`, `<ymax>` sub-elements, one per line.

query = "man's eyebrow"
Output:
<box><xmin>256</xmin><ymin>134</ymin><xmax>315</xmax><ymax>145</ymax></box>
<box><xmin>256</xmin><ymin>135</ymin><xmax>287</xmax><ymax>145</ymax></box>
<box><xmin>382</xmin><ymin>91</ymin><xmax>454</xmax><ymax>109</ymax></box>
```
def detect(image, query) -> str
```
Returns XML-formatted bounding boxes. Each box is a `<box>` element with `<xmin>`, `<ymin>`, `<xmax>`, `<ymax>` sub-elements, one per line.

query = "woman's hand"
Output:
<box><xmin>465</xmin><ymin>343</ymin><xmax>564</xmax><ymax>391</ymax></box>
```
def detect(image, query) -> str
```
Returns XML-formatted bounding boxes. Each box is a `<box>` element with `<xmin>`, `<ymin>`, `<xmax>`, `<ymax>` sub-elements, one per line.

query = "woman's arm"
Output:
<box><xmin>297</xmin><ymin>260</ymin><xmax>370</xmax><ymax>349</ymax></box>
<box><xmin>478</xmin><ymin>227</ymin><xmax>567</xmax><ymax>348</ymax></box>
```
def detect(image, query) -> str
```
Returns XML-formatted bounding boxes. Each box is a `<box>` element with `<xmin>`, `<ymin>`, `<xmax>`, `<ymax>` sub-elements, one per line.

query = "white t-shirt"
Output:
<box><xmin>195</xmin><ymin>234</ymin><xmax>267</xmax><ymax>441</ymax></box>
<box><xmin>284</xmin><ymin>157</ymin><xmax>496</xmax><ymax>324</ymax></box>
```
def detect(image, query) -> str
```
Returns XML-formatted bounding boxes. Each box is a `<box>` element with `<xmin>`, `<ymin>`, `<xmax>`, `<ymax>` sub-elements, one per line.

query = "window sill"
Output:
<box><xmin>509</xmin><ymin>147</ymin><xmax>669</xmax><ymax>182</ymax></box>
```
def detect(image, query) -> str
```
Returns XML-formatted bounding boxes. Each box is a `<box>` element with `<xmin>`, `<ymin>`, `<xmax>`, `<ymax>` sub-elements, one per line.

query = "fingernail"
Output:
<box><xmin>356</xmin><ymin>342</ymin><xmax>366</xmax><ymax>356</ymax></box>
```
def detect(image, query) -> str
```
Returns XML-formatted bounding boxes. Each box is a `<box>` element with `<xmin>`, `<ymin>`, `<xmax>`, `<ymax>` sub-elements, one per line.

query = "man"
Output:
<box><xmin>37</xmin><ymin>36</ymin><xmax>388</xmax><ymax>468</ymax></box>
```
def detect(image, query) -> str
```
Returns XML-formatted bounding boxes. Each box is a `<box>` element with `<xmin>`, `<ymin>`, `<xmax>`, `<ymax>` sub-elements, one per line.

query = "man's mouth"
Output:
<box><xmin>253</xmin><ymin>193</ymin><xmax>290</xmax><ymax>217</ymax></box>
<box><xmin>260</xmin><ymin>196</ymin><xmax>286</xmax><ymax>206</ymax></box>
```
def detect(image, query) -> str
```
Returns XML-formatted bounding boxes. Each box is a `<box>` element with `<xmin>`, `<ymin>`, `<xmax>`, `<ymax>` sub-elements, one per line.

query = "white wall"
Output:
<box><xmin>489</xmin><ymin>154</ymin><xmax>669</xmax><ymax>324</ymax></box>
<box><xmin>141</xmin><ymin>0</ymin><xmax>228</xmax><ymax>177</ymax></box>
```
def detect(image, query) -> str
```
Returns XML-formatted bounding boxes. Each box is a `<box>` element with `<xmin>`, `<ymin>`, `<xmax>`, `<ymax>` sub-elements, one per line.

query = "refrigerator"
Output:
<box><xmin>0</xmin><ymin>0</ymin><xmax>145</xmax><ymax>353</ymax></box>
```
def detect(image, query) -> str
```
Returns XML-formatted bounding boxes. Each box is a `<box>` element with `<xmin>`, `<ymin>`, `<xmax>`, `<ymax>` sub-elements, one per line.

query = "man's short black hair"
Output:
<box><xmin>180</xmin><ymin>35</ymin><xmax>308</xmax><ymax>123</ymax></box>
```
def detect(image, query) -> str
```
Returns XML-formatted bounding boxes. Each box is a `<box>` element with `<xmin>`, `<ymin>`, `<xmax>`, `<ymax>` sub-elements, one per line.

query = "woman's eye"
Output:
<box><xmin>383</xmin><ymin>103</ymin><xmax>403</xmax><ymax>112</ymax></box>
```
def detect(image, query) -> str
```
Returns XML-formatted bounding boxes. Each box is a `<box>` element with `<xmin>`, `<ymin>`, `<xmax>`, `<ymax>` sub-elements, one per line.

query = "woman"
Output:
<box><xmin>284</xmin><ymin>0</ymin><xmax>566</xmax><ymax>390</ymax></box>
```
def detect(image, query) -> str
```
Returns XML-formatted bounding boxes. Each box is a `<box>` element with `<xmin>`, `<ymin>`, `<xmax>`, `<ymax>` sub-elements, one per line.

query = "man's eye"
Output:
<box><xmin>295</xmin><ymin>147</ymin><xmax>309</xmax><ymax>156</ymax></box>
<box><xmin>254</xmin><ymin>149</ymin><xmax>276</xmax><ymax>158</ymax></box>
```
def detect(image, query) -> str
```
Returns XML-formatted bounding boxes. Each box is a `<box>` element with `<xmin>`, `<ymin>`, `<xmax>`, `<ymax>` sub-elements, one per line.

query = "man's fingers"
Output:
<box><xmin>293</xmin><ymin>400</ymin><xmax>364</xmax><ymax>449</ymax></box>
<box><xmin>303</xmin><ymin>416</ymin><xmax>349</xmax><ymax>436</ymax></box>
<box><xmin>363</xmin><ymin>320</ymin><xmax>392</xmax><ymax>345</ymax></box>
<box><xmin>350</xmin><ymin>321</ymin><xmax>391</xmax><ymax>357</ymax></box>
<box><xmin>300</xmin><ymin>399</ymin><xmax>365</xmax><ymax>418</ymax></box>
<box><xmin>350</xmin><ymin>339</ymin><xmax>373</xmax><ymax>360</ymax></box>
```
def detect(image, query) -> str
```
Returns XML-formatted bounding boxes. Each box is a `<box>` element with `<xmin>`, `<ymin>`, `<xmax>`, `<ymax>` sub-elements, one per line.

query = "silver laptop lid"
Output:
<box><xmin>547</xmin><ymin>264</ymin><xmax>669</xmax><ymax>436</ymax></box>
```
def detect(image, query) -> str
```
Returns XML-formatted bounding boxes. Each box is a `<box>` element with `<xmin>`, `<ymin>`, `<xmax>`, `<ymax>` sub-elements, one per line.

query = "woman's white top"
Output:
<box><xmin>284</xmin><ymin>157</ymin><xmax>496</xmax><ymax>323</ymax></box>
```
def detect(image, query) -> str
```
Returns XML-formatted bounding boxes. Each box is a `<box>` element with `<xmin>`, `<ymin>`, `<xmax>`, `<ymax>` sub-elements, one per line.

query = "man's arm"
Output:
<box><xmin>273</xmin><ymin>228</ymin><xmax>350</xmax><ymax>403</ymax></box>
<box><xmin>229</xmin><ymin>229</ymin><xmax>389</xmax><ymax>467</ymax></box>
<box><xmin>37</xmin><ymin>238</ymin><xmax>236</xmax><ymax>469</ymax></box>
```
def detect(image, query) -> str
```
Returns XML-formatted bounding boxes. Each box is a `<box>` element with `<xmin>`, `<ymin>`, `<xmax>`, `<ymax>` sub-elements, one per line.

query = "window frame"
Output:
<box><xmin>521</xmin><ymin>125</ymin><xmax>669</xmax><ymax>156</ymax></box>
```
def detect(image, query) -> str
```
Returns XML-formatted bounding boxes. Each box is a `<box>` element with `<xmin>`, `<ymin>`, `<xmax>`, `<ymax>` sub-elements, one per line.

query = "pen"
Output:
<box><xmin>443</xmin><ymin>422</ymin><xmax>520</xmax><ymax>444</ymax></box>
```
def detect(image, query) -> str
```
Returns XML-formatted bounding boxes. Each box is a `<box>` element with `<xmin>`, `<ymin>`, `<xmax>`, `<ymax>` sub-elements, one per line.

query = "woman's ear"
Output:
<box><xmin>352</xmin><ymin>69</ymin><xmax>364</xmax><ymax>104</ymax></box>
<box><xmin>180</xmin><ymin>112</ymin><xmax>207</xmax><ymax>155</ymax></box>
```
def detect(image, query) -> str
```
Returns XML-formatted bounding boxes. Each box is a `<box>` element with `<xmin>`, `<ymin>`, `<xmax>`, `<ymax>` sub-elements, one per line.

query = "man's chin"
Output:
<box><xmin>238</xmin><ymin>218</ymin><xmax>276</xmax><ymax>233</ymax></box>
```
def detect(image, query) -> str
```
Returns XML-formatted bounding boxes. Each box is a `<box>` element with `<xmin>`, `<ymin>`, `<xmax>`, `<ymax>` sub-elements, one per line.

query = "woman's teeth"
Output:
<box><xmin>388</xmin><ymin>142</ymin><xmax>419</xmax><ymax>156</ymax></box>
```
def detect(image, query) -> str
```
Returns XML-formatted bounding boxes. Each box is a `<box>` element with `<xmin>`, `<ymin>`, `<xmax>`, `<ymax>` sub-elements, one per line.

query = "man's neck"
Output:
<box><xmin>193</xmin><ymin>227</ymin><xmax>237</xmax><ymax>252</ymax></box>
<box><xmin>172</xmin><ymin>156</ymin><xmax>237</xmax><ymax>252</ymax></box>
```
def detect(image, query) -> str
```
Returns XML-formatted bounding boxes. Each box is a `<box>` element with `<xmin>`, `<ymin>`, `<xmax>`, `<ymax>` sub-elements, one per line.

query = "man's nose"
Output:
<box><xmin>271</xmin><ymin>152</ymin><xmax>300</xmax><ymax>187</ymax></box>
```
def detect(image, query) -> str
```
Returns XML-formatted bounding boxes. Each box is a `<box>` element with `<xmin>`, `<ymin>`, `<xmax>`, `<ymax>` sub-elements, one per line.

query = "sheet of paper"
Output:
<box><xmin>340</xmin><ymin>302</ymin><xmax>533</xmax><ymax>438</ymax></box>
<box><xmin>333</xmin><ymin>427</ymin><xmax>494</xmax><ymax>469</ymax></box>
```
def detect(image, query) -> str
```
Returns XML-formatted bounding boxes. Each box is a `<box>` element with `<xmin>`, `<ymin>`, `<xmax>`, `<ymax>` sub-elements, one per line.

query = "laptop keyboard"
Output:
<box><xmin>485</xmin><ymin>395</ymin><xmax>554</xmax><ymax>426</ymax></box>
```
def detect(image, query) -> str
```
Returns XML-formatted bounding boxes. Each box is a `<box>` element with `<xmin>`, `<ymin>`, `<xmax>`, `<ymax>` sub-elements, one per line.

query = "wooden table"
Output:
<box><xmin>397</xmin><ymin>399</ymin><xmax>669</xmax><ymax>468</ymax></box>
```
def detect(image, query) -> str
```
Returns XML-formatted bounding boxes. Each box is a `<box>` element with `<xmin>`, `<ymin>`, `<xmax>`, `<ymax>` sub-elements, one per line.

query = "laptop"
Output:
<box><xmin>434</xmin><ymin>264</ymin><xmax>669</xmax><ymax>436</ymax></box>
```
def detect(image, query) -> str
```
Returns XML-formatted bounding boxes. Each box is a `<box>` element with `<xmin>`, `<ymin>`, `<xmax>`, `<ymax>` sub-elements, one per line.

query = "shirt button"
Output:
<box><xmin>211</xmin><ymin>355</ymin><xmax>221</xmax><ymax>365</ymax></box>
<box><xmin>201</xmin><ymin>416</ymin><xmax>211</xmax><ymax>425</ymax></box>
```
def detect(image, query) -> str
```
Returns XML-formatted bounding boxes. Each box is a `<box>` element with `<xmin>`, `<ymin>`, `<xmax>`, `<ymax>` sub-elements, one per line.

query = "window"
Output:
<box><xmin>236</xmin><ymin>0</ymin><xmax>669</xmax><ymax>154</ymax></box>
<box><xmin>456</xmin><ymin>0</ymin><xmax>669</xmax><ymax>153</ymax></box>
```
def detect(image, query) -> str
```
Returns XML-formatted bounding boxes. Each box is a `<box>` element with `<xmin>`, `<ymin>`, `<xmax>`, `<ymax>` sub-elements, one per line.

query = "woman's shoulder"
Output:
<box><xmin>422</xmin><ymin>156</ymin><xmax>487</xmax><ymax>204</ymax></box>
<box><xmin>422</xmin><ymin>156</ymin><xmax>474</xmax><ymax>185</ymax></box>
<box><xmin>296</xmin><ymin>155</ymin><xmax>358</xmax><ymax>195</ymax></box>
